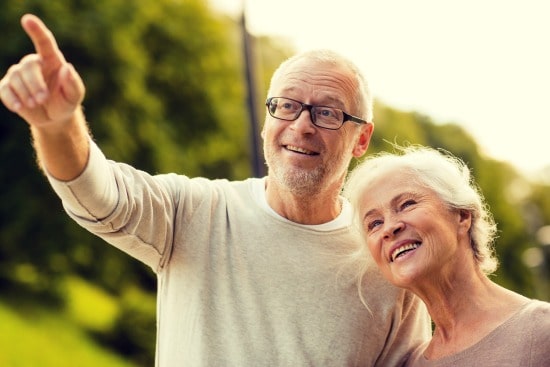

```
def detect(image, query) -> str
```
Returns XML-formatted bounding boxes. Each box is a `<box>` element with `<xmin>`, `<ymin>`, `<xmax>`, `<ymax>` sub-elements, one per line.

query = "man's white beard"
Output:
<box><xmin>270</xmin><ymin>164</ymin><xmax>327</xmax><ymax>197</ymax></box>
<box><xmin>263</xmin><ymin>140</ymin><xmax>351</xmax><ymax>197</ymax></box>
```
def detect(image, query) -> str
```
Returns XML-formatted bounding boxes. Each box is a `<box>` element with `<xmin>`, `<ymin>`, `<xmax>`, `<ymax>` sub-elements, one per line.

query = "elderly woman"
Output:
<box><xmin>344</xmin><ymin>145</ymin><xmax>550</xmax><ymax>366</ymax></box>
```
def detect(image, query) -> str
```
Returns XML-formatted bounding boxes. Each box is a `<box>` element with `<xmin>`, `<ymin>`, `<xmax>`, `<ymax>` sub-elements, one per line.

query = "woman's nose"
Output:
<box><xmin>383</xmin><ymin>220</ymin><xmax>404</xmax><ymax>239</ymax></box>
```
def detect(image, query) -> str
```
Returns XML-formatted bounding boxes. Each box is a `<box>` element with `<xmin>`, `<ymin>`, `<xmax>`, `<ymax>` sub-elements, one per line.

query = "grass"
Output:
<box><xmin>0</xmin><ymin>286</ymin><xmax>138</xmax><ymax>367</ymax></box>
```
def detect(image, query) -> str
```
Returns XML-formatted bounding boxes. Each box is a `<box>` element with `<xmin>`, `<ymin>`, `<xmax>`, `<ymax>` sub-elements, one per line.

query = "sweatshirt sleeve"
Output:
<box><xmin>46</xmin><ymin>139</ymin><xmax>176</xmax><ymax>272</ymax></box>
<box><xmin>47</xmin><ymin>139</ymin><xmax>119</xmax><ymax>221</ymax></box>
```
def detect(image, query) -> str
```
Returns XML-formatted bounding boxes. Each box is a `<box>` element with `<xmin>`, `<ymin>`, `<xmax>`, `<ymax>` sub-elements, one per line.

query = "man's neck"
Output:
<box><xmin>264</xmin><ymin>179</ymin><xmax>343</xmax><ymax>225</ymax></box>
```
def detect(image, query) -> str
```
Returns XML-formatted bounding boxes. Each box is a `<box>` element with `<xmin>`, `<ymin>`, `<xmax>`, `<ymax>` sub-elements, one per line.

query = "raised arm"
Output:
<box><xmin>0</xmin><ymin>14</ymin><xmax>89</xmax><ymax>181</ymax></box>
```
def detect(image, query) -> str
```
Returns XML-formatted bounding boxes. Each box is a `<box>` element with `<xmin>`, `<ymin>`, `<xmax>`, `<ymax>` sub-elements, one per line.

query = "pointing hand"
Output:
<box><xmin>0</xmin><ymin>14</ymin><xmax>85</xmax><ymax>128</ymax></box>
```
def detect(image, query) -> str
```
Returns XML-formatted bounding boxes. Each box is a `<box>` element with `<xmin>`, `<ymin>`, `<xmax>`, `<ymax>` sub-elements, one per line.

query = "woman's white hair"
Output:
<box><xmin>343</xmin><ymin>144</ymin><xmax>499</xmax><ymax>275</ymax></box>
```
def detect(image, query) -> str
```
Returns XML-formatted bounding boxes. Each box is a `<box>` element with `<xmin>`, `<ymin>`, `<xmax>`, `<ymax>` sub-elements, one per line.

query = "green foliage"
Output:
<box><xmin>63</xmin><ymin>276</ymin><xmax>120</xmax><ymax>332</ymax></box>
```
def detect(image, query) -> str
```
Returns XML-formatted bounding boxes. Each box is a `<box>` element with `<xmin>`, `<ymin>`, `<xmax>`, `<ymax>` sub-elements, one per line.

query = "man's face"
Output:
<box><xmin>262</xmin><ymin>59</ymin><xmax>371</xmax><ymax>196</ymax></box>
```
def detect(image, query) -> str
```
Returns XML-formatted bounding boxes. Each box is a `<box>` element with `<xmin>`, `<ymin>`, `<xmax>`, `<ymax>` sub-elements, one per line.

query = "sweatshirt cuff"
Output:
<box><xmin>47</xmin><ymin>139</ymin><xmax>117</xmax><ymax>220</ymax></box>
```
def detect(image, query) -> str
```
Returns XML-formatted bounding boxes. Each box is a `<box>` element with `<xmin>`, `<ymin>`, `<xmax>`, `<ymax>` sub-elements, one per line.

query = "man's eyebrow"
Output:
<box><xmin>277</xmin><ymin>87</ymin><xmax>346</xmax><ymax>109</ymax></box>
<box><xmin>317</xmin><ymin>95</ymin><xmax>346</xmax><ymax>109</ymax></box>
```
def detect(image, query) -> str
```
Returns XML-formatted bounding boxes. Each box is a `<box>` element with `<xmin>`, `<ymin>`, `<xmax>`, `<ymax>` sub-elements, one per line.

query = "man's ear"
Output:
<box><xmin>352</xmin><ymin>122</ymin><xmax>374</xmax><ymax>158</ymax></box>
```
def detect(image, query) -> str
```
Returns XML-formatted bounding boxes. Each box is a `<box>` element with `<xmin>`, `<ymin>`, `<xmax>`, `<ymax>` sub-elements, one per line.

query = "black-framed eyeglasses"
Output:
<box><xmin>265</xmin><ymin>96</ymin><xmax>367</xmax><ymax>130</ymax></box>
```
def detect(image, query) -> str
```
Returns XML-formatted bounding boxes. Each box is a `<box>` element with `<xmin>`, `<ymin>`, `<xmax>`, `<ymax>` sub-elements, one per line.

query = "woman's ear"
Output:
<box><xmin>458</xmin><ymin>209</ymin><xmax>472</xmax><ymax>234</ymax></box>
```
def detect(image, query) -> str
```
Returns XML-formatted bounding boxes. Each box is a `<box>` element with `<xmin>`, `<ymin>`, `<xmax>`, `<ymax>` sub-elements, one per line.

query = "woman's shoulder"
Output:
<box><xmin>517</xmin><ymin>299</ymin><xmax>550</xmax><ymax>336</ymax></box>
<box><xmin>520</xmin><ymin>299</ymin><xmax>550</xmax><ymax>316</ymax></box>
<box><xmin>519</xmin><ymin>299</ymin><xmax>550</xmax><ymax>365</ymax></box>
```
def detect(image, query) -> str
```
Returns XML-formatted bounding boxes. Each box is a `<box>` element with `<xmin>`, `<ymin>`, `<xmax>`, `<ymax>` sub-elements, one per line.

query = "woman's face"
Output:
<box><xmin>357</xmin><ymin>172</ymin><xmax>472</xmax><ymax>289</ymax></box>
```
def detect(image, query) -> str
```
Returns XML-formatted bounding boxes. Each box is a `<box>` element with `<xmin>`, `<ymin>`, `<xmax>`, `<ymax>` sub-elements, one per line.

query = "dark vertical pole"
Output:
<box><xmin>241</xmin><ymin>8</ymin><xmax>266</xmax><ymax>177</ymax></box>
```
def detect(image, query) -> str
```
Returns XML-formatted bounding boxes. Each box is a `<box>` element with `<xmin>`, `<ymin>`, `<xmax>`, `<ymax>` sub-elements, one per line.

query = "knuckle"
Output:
<box><xmin>0</xmin><ymin>92</ymin><xmax>18</xmax><ymax>112</ymax></box>
<box><xmin>0</xmin><ymin>79</ymin><xmax>11</xmax><ymax>97</ymax></box>
<box><xmin>21</xmin><ymin>58</ymin><xmax>41</xmax><ymax>72</ymax></box>
<box><xmin>6</xmin><ymin>63</ymin><xmax>21</xmax><ymax>76</ymax></box>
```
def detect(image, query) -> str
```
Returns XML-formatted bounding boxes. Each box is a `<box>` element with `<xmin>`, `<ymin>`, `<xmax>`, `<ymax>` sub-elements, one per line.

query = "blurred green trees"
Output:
<box><xmin>0</xmin><ymin>0</ymin><xmax>549</xmax><ymax>365</ymax></box>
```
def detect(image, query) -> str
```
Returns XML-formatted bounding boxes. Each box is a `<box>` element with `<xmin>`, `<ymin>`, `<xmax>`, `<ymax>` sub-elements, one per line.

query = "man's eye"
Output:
<box><xmin>317</xmin><ymin>108</ymin><xmax>336</xmax><ymax>118</ymax></box>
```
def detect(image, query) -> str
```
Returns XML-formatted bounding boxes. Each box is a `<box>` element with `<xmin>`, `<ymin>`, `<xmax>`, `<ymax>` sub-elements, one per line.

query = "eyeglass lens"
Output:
<box><xmin>267</xmin><ymin>97</ymin><xmax>343</xmax><ymax>129</ymax></box>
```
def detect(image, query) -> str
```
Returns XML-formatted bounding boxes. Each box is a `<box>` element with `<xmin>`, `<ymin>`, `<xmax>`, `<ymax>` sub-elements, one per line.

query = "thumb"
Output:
<box><xmin>44</xmin><ymin>63</ymin><xmax>85</xmax><ymax>122</ymax></box>
<box><xmin>58</xmin><ymin>63</ymin><xmax>85</xmax><ymax>105</ymax></box>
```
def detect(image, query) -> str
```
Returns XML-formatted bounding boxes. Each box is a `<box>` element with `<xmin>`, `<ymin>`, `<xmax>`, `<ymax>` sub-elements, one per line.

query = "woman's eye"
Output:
<box><xmin>401</xmin><ymin>200</ymin><xmax>416</xmax><ymax>209</ymax></box>
<box><xmin>366</xmin><ymin>219</ymin><xmax>383</xmax><ymax>231</ymax></box>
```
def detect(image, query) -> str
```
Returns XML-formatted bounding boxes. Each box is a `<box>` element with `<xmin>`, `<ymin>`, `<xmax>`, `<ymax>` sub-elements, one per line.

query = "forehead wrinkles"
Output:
<box><xmin>274</xmin><ymin>65</ymin><xmax>358</xmax><ymax>109</ymax></box>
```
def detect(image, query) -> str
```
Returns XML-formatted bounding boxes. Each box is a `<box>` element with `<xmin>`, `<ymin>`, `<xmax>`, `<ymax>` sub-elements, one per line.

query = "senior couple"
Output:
<box><xmin>1</xmin><ymin>14</ymin><xmax>548</xmax><ymax>366</ymax></box>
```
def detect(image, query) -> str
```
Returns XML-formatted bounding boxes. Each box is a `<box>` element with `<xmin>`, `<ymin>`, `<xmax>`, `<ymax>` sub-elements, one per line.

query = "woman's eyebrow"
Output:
<box><xmin>362</xmin><ymin>192</ymin><xmax>416</xmax><ymax>218</ymax></box>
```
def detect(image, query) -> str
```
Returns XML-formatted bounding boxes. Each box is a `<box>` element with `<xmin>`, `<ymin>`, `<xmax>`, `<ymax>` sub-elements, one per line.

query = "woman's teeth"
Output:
<box><xmin>391</xmin><ymin>242</ymin><xmax>421</xmax><ymax>262</ymax></box>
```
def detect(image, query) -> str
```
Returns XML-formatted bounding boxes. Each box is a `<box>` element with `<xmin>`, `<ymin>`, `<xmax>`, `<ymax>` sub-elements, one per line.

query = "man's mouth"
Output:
<box><xmin>390</xmin><ymin>242</ymin><xmax>422</xmax><ymax>262</ymax></box>
<box><xmin>285</xmin><ymin>145</ymin><xmax>318</xmax><ymax>155</ymax></box>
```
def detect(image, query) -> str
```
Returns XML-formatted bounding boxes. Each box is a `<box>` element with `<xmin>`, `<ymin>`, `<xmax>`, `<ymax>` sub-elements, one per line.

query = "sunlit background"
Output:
<box><xmin>213</xmin><ymin>0</ymin><xmax>550</xmax><ymax>179</ymax></box>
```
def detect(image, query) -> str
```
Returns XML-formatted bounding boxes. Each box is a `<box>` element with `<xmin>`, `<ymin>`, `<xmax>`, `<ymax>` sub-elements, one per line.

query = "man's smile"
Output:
<box><xmin>284</xmin><ymin>144</ymin><xmax>319</xmax><ymax>155</ymax></box>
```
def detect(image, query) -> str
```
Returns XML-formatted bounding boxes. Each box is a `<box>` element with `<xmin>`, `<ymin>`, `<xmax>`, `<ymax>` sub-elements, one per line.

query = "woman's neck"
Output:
<box><xmin>419</xmin><ymin>275</ymin><xmax>529</xmax><ymax>360</ymax></box>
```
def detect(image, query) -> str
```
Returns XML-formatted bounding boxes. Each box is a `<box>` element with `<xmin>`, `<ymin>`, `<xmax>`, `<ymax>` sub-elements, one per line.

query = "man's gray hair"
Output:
<box><xmin>267</xmin><ymin>49</ymin><xmax>373</xmax><ymax>123</ymax></box>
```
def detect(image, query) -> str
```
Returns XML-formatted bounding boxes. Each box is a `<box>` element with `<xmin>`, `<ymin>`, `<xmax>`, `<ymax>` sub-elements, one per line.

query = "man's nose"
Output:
<box><xmin>290</xmin><ymin>108</ymin><xmax>316</xmax><ymax>133</ymax></box>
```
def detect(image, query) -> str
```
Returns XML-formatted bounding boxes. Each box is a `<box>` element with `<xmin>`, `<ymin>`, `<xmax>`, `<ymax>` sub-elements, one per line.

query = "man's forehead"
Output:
<box><xmin>273</xmin><ymin>84</ymin><xmax>348</xmax><ymax>109</ymax></box>
<box><xmin>273</xmin><ymin>60</ymin><xmax>355</xmax><ymax>102</ymax></box>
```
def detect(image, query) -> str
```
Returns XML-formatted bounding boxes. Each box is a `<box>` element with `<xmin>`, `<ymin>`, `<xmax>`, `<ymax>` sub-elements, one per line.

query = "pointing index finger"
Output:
<box><xmin>21</xmin><ymin>14</ymin><xmax>66</xmax><ymax>66</ymax></box>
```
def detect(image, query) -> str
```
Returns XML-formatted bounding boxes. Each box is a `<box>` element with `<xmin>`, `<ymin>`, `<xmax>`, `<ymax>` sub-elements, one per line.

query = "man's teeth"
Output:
<box><xmin>286</xmin><ymin>145</ymin><xmax>314</xmax><ymax>155</ymax></box>
<box><xmin>391</xmin><ymin>243</ymin><xmax>421</xmax><ymax>262</ymax></box>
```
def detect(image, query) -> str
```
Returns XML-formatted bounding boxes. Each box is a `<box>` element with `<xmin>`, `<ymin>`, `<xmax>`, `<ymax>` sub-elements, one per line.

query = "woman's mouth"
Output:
<box><xmin>391</xmin><ymin>242</ymin><xmax>422</xmax><ymax>262</ymax></box>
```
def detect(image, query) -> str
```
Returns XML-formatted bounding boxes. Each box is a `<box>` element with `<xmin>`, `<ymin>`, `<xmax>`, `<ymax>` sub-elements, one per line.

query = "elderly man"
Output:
<box><xmin>0</xmin><ymin>14</ymin><xmax>430</xmax><ymax>366</ymax></box>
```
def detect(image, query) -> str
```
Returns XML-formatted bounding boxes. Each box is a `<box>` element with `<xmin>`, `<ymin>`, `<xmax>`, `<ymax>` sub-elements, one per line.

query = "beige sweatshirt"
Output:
<box><xmin>48</xmin><ymin>141</ymin><xmax>431</xmax><ymax>367</ymax></box>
